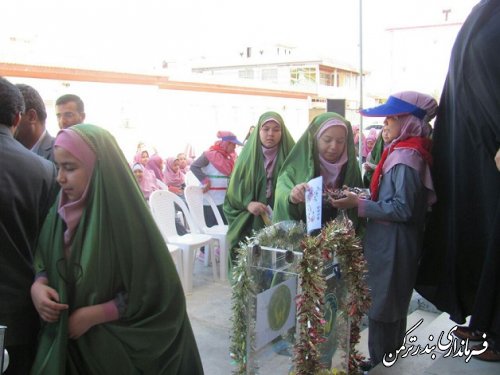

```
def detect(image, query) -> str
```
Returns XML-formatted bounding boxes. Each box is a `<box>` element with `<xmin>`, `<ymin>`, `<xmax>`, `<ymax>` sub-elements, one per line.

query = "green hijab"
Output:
<box><xmin>223</xmin><ymin>112</ymin><xmax>295</xmax><ymax>263</ymax></box>
<box><xmin>363</xmin><ymin>131</ymin><xmax>385</xmax><ymax>188</ymax></box>
<box><xmin>32</xmin><ymin>124</ymin><xmax>203</xmax><ymax>375</ymax></box>
<box><xmin>273</xmin><ymin>112</ymin><xmax>363</xmax><ymax>230</ymax></box>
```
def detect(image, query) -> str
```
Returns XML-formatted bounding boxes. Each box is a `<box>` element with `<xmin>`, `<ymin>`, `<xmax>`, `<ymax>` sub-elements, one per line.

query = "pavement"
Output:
<box><xmin>186</xmin><ymin>259</ymin><xmax>500</xmax><ymax>375</ymax></box>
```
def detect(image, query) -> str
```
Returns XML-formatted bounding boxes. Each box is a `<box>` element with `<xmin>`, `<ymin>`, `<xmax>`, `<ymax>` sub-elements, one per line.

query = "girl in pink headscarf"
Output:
<box><xmin>164</xmin><ymin>157</ymin><xmax>186</xmax><ymax>196</ymax></box>
<box><xmin>145</xmin><ymin>154</ymin><xmax>165</xmax><ymax>181</ymax></box>
<box><xmin>190</xmin><ymin>130</ymin><xmax>244</xmax><ymax>227</ymax></box>
<box><xmin>331</xmin><ymin>91</ymin><xmax>437</xmax><ymax>367</ymax></box>
<box><xmin>361</xmin><ymin>129</ymin><xmax>378</xmax><ymax>161</ymax></box>
<box><xmin>132</xmin><ymin>162</ymin><xmax>161</xmax><ymax>200</ymax></box>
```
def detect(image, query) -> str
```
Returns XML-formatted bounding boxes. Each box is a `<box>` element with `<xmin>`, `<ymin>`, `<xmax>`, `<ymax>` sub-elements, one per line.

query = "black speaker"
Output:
<box><xmin>326</xmin><ymin>99</ymin><xmax>346</xmax><ymax>117</ymax></box>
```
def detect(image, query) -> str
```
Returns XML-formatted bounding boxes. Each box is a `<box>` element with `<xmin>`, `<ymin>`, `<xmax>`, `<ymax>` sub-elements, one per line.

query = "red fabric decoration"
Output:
<box><xmin>370</xmin><ymin>137</ymin><xmax>432</xmax><ymax>201</ymax></box>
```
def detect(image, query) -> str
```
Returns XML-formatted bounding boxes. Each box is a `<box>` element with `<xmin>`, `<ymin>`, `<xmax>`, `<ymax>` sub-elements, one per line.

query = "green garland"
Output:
<box><xmin>229</xmin><ymin>244</ymin><xmax>257</xmax><ymax>375</ymax></box>
<box><xmin>293</xmin><ymin>234</ymin><xmax>328</xmax><ymax>374</ymax></box>
<box><xmin>316</xmin><ymin>215</ymin><xmax>371</xmax><ymax>374</ymax></box>
<box><xmin>230</xmin><ymin>218</ymin><xmax>370</xmax><ymax>375</ymax></box>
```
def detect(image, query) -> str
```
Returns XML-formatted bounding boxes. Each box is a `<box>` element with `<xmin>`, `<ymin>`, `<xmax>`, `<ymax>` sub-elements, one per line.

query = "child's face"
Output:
<box><xmin>55</xmin><ymin>146</ymin><xmax>91</xmax><ymax>202</ymax></box>
<box><xmin>383</xmin><ymin>116</ymin><xmax>402</xmax><ymax>143</ymax></box>
<box><xmin>134</xmin><ymin>168</ymin><xmax>144</xmax><ymax>182</ymax></box>
<box><xmin>141</xmin><ymin>151</ymin><xmax>149</xmax><ymax>166</ymax></box>
<box><xmin>172</xmin><ymin>160</ymin><xmax>180</xmax><ymax>173</ymax></box>
<box><xmin>382</xmin><ymin>128</ymin><xmax>391</xmax><ymax>144</ymax></box>
<box><xmin>226</xmin><ymin>142</ymin><xmax>236</xmax><ymax>154</ymax></box>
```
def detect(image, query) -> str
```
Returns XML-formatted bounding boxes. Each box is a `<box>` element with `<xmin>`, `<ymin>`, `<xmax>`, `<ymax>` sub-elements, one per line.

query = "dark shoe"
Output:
<box><xmin>471</xmin><ymin>343</ymin><xmax>500</xmax><ymax>362</ymax></box>
<box><xmin>453</xmin><ymin>326</ymin><xmax>485</xmax><ymax>341</ymax></box>
<box><xmin>359</xmin><ymin>359</ymin><xmax>373</xmax><ymax>372</ymax></box>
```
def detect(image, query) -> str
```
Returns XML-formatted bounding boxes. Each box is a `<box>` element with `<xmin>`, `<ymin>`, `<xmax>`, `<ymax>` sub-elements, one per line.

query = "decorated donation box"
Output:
<box><xmin>230</xmin><ymin>219</ymin><xmax>370</xmax><ymax>375</ymax></box>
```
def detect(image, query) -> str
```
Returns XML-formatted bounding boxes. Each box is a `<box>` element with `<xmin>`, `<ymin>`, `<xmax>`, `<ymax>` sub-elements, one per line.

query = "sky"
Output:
<box><xmin>0</xmin><ymin>0</ymin><xmax>481</xmax><ymax>158</ymax></box>
<box><xmin>2</xmin><ymin>0</ymin><xmax>478</xmax><ymax>72</ymax></box>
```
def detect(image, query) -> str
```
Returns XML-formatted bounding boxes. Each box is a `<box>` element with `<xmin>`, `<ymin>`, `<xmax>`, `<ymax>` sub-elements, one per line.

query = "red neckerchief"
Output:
<box><xmin>205</xmin><ymin>143</ymin><xmax>234</xmax><ymax>175</ymax></box>
<box><xmin>370</xmin><ymin>137</ymin><xmax>432</xmax><ymax>201</ymax></box>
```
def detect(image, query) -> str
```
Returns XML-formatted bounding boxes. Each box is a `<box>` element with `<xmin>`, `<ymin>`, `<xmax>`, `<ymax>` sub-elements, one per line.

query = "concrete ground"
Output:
<box><xmin>186</xmin><ymin>260</ymin><xmax>500</xmax><ymax>375</ymax></box>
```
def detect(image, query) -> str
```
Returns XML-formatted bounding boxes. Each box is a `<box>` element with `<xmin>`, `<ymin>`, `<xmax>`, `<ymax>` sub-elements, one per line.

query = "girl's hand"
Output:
<box><xmin>68</xmin><ymin>306</ymin><xmax>99</xmax><ymax>339</ymax></box>
<box><xmin>31</xmin><ymin>279</ymin><xmax>68</xmax><ymax>323</ymax></box>
<box><xmin>168</xmin><ymin>185</ymin><xmax>182</xmax><ymax>194</ymax></box>
<box><xmin>329</xmin><ymin>191</ymin><xmax>359</xmax><ymax>209</ymax></box>
<box><xmin>202</xmin><ymin>180</ymin><xmax>211</xmax><ymax>193</ymax></box>
<box><xmin>363</xmin><ymin>162</ymin><xmax>376</xmax><ymax>171</ymax></box>
<box><xmin>69</xmin><ymin>301</ymin><xmax>119</xmax><ymax>339</ymax></box>
<box><xmin>289</xmin><ymin>183</ymin><xmax>309</xmax><ymax>204</ymax></box>
<box><xmin>247</xmin><ymin>201</ymin><xmax>268</xmax><ymax>216</ymax></box>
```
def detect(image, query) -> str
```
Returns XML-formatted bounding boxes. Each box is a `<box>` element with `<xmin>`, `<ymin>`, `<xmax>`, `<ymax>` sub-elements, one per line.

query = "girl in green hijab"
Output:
<box><xmin>273</xmin><ymin>112</ymin><xmax>363</xmax><ymax>231</ymax></box>
<box><xmin>223</xmin><ymin>112</ymin><xmax>295</xmax><ymax>265</ymax></box>
<box><xmin>30</xmin><ymin>124</ymin><xmax>203</xmax><ymax>374</ymax></box>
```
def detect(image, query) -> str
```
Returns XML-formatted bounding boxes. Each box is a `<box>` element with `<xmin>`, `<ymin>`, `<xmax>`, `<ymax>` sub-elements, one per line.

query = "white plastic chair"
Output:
<box><xmin>184</xmin><ymin>170</ymin><xmax>200</xmax><ymax>186</ymax></box>
<box><xmin>149</xmin><ymin>190</ymin><xmax>217</xmax><ymax>293</ymax></box>
<box><xmin>184</xmin><ymin>185</ymin><xmax>229</xmax><ymax>281</ymax></box>
<box><xmin>167</xmin><ymin>244</ymin><xmax>183</xmax><ymax>281</ymax></box>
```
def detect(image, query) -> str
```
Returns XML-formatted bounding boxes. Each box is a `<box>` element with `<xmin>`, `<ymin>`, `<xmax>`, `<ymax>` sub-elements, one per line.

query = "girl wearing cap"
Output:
<box><xmin>331</xmin><ymin>91</ymin><xmax>437</xmax><ymax>367</ymax></box>
<box><xmin>223</xmin><ymin>112</ymin><xmax>295</xmax><ymax>266</ymax></box>
<box><xmin>30</xmin><ymin>124</ymin><xmax>203</xmax><ymax>374</ymax></box>
<box><xmin>190</xmin><ymin>130</ymin><xmax>243</xmax><ymax>227</ymax></box>
<box><xmin>273</xmin><ymin>112</ymin><xmax>362</xmax><ymax>230</ymax></box>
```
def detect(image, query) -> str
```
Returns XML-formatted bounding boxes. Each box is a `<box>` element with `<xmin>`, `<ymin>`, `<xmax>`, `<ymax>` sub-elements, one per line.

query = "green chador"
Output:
<box><xmin>31</xmin><ymin>124</ymin><xmax>203</xmax><ymax>375</ymax></box>
<box><xmin>363</xmin><ymin>132</ymin><xmax>386</xmax><ymax>188</ymax></box>
<box><xmin>273</xmin><ymin>112</ymin><xmax>363</xmax><ymax>231</ymax></box>
<box><xmin>223</xmin><ymin>112</ymin><xmax>295</xmax><ymax>264</ymax></box>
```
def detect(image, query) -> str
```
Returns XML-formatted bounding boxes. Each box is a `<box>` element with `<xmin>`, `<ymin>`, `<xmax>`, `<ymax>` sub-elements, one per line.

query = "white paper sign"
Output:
<box><xmin>305</xmin><ymin>176</ymin><xmax>323</xmax><ymax>234</ymax></box>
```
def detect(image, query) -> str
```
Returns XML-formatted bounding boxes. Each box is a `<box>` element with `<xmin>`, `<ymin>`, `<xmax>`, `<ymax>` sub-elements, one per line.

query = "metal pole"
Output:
<box><xmin>358</xmin><ymin>0</ymin><xmax>364</xmax><ymax>170</ymax></box>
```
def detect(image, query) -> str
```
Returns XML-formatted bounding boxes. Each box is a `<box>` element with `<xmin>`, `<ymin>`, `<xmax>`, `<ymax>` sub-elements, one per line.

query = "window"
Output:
<box><xmin>290</xmin><ymin>67</ymin><xmax>316</xmax><ymax>85</ymax></box>
<box><xmin>238</xmin><ymin>69</ymin><xmax>254</xmax><ymax>79</ymax></box>
<box><xmin>262</xmin><ymin>68</ymin><xmax>278</xmax><ymax>81</ymax></box>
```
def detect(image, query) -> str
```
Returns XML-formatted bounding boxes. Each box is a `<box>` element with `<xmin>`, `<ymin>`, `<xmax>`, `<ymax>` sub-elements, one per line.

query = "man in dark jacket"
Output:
<box><xmin>0</xmin><ymin>77</ymin><xmax>58</xmax><ymax>374</ymax></box>
<box><xmin>15</xmin><ymin>83</ymin><xmax>55</xmax><ymax>162</ymax></box>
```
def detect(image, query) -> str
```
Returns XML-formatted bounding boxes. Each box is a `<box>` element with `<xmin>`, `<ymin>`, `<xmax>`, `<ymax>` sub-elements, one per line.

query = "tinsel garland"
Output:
<box><xmin>230</xmin><ymin>218</ymin><xmax>370</xmax><ymax>375</ymax></box>
<box><xmin>229</xmin><ymin>244</ymin><xmax>257</xmax><ymax>375</ymax></box>
<box><xmin>293</xmin><ymin>234</ymin><xmax>328</xmax><ymax>374</ymax></box>
<box><xmin>319</xmin><ymin>214</ymin><xmax>371</xmax><ymax>374</ymax></box>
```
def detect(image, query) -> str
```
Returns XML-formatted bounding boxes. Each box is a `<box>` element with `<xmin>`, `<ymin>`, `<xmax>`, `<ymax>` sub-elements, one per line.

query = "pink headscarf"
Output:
<box><xmin>204</xmin><ymin>131</ymin><xmax>241</xmax><ymax>176</ymax></box>
<box><xmin>163</xmin><ymin>157</ymin><xmax>185</xmax><ymax>187</ymax></box>
<box><xmin>317</xmin><ymin>119</ymin><xmax>348</xmax><ymax>188</ymax></box>
<box><xmin>133</xmin><ymin>150</ymin><xmax>149</xmax><ymax>166</ymax></box>
<box><xmin>55</xmin><ymin>128</ymin><xmax>96</xmax><ymax>247</ymax></box>
<box><xmin>260</xmin><ymin>118</ymin><xmax>281</xmax><ymax>197</ymax></box>
<box><xmin>391</xmin><ymin>91</ymin><xmax>436</xmax><ymax>143</ymax></box>
<box><xmin>352</xmin><ymin>124</ymin><xmax>365</xmax><ymax>147</ymax></box>
<box><xmin>146</xmin><ymin>154</ymin><xmax>164</xmax><ymax>180</ymax></box>
<box><xmin>382</xmin><ymin>91</ymin><xmax>438</xmax><ymax>204</ymax></box>
<box><xmin>362</xmin><ymin>129</ymin><xmax>378</xmax><ymax>158</ymax></box>
<box><xmin>132</xmin><ymin>162</ymin><xmax>160</xmax><ymax>200</ymax></box>
<box><xmin>261</xmin><ymin>119</ymin><xmax>281</xmax><ymax>177</ymax></box>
